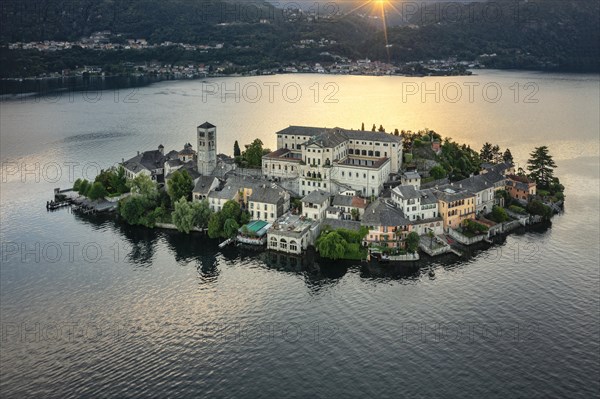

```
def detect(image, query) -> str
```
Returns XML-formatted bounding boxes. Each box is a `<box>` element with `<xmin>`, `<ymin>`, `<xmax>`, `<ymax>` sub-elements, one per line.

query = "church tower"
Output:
<box><xmin>197</xmin><ymin>122</ymin><xmax>217</xmax><ymax>175</ymax></box>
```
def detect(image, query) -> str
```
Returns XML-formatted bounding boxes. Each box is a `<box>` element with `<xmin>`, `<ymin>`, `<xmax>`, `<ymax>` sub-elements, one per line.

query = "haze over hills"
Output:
<box><xmin>0</xmin><ymin>0</ymin><xmax>598</xmax><ymax>77</ymax></box>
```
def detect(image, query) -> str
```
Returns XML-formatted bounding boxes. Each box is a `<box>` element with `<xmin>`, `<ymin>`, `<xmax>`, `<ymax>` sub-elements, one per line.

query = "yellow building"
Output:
<box><xmin>435</xmin><ymin>188</ymin><xmax>476</xmax><ymax>231</ymax></box>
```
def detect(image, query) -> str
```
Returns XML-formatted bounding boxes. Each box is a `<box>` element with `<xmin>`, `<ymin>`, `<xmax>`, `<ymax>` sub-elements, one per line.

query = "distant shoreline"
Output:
<box><xmin>2</xmin><ymin>68</ymin><xmax>596</xmax><ymax>99</ymax></box>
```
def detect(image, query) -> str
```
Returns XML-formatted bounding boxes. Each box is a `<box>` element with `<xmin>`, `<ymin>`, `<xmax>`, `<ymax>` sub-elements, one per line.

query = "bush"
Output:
<box><xmin>526</xmin><ymin>200</ymin><xmax>552</xmax><ymax>220</ymax></box>
<box><xmin>490</xmin><ymin>206</ymin><xmax>508</xmax><ymax>223</ymax></box>
<box><xmin>429</xmin><ymin>165</ymin><xmax>446</xmax><ymax>180</ymax></box>
<box><xmin>509</xmin><ymin>205</ymin><xmax>526</xmax><ymax>214</ymax></box>
<box><xmin>463</xmin><ymin>219</ymin><xmax>489</xmax><ymax>235</ymax></box>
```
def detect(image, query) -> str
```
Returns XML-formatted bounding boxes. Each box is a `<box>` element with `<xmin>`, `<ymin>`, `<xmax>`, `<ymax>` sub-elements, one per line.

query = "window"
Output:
<box><xmin>290</xmin><ymin>241</ymin><xmax>298</xmax><ymax>252</ymax></box>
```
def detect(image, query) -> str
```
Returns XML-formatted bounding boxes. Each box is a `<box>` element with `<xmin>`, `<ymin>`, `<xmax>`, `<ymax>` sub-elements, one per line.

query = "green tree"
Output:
<box><xmin>191</xmin><ymin>200</ymin><xmax>212</xmax><ymax>229</ymax></box>
<box><xmin>490</xmin><ymin>205</ymin><xmax>508</xmax><ymax>223</ymax></box>
<box><xmin>221</xmin><ymin>200</ymin><xmax>242</xmax><ymax>223</ymax></box>
<box><xmin>480</xmin><ymin>142</ymin><xmax>493</xmax><ymax>163</ymax></box>
<box><xmin>503</xmin><ymin>148</ymin><xmax>513</xmax><ymax>164</ymax></box>
<box><xmin>167</xmin><ymin>169</ymin><xmax>194</xmax><ymax>202</ymax></box>
<box><xmin>73</xmin><ymin>178</ymin><xmax>82</xmax><ymax>192</ymax></box>
<box><xmin>316</xmin><ymin>231</ymin><xmax>347</xmax><ymax>260</ymax></box>
<box><xmin>526</xmin><ymin>200</ymin><xmax>552</xmax><ymax>220</ymax></box>
<box><xmin>427</xmin><ymin>230</ymin><xmax>435</xmax><ymax>247</ymax></box>
<box><xmin>371</xmin><ymin>124</ymin><xmax>376</xmax><ymax>132</ymax></box>
<box><xmin>361</xmin><ymin>122</ymin><xmax>365</xmax><ymax>131</ymax></box>
<box><xmin>208</xmin><ymin>212</ymin><xmax>225</xmax><ymax>238</ymax></box>
<box><xmin>491</xmin><ymin>145</ymin><xmax>503</xmax><ymax>164</ymax></box>
<box><xmin>394</xmin><ymin>128</ymin><xmax>399</xmax><ymax>136</ymax></box>
<box><xmin>78</xmin><ymin>179</ymin><xmax>90</xmax><ymax>196</ymax></box>
<box><xmin>233</xmin><ymin>140</ymin><xmax>241</xmax><ymax>157</ymax></box>
<box><xmin>223</xmin><ymin>218</ymin><xmax>240</xmax><ymax>238</ymax></box>
<box><xmin>172</xmin><ymin>197</ymin><xmax>196</xmax><ymax>233</ymax></box>
<box><xmin>378</xmin><ymin>125</ymin><xmax>385</xmax><ymax>132</ymax></box>
<box><xmin>119</xmin><ymin>195</ymin><xmax>156</xmax><ymax>227</ymax></box>
<box><xmin>111</xmin><ymin>166</ymin><xmax>129</xmax><ymax>194</ymax></box>
<box><xmin>527</xmin><ymin>146</ymin><xmax>557</xmax><ymax>188</ymax></box>
<box><xmin>87</xmin><ymin>181</ymin><xmax>108</xmax><ymax>200</ymax></box>
<box><xmin>429</xmin><ymin>165</ymin><xmax>446</xmax><ymax>180</ymax></box>
<box><xmin>350</xmin><ymin>208</ymin><xmax>360</xmax><ymax>221</ymax></box>
<box><xmin>405</xmin><ymin>231</ymin><xmax>420</xmax><ymax>253</ymax></box>
<box><xmin>128</xmin><ymin>174</ymin><xmax>157</xmax><ymax>198</ymax></box>
<box><xmin>243</xmin><ymin>139</ymin><xmax>265</xmax><ymax>168</ymax></box>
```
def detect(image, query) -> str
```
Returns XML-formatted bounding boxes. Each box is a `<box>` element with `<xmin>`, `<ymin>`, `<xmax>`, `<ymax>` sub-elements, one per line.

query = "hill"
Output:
<box><xmin>0</xmin><ymin>0</ymin><xmax>598</xmax><ymax>77</ymax></box>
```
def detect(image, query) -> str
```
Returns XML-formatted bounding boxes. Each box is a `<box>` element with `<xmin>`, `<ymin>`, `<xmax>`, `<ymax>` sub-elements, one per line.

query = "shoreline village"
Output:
<box><xmin>55</xmin><ymin>122</ymin><xmax>564</xmax><ymax>263</ymax></box>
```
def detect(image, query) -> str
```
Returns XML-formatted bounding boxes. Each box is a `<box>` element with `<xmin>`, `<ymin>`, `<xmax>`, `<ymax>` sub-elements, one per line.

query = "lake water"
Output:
<box><xmin>1</xmin><ymin>71</ymin><xmax>599</xmax><ymax>398</ymax></box>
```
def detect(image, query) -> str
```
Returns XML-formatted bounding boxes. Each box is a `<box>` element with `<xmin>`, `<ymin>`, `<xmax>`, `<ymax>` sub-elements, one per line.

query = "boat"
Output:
<box><xmin>369</xmin><ymin>251</ymin><xmax>390</xmax><ymax>264</ymax></box>
<box><xmin>218</xmin><ymin>238</ymin><xmax>234</xmax><ymax>248</ymax></box>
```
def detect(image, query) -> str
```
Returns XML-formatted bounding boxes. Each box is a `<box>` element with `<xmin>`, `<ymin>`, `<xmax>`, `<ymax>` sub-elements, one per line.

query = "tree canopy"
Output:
<box><xmin>316</xmin><ymin>231</ymin><xmax>347</xmax><ymax>260</ymax></box>
<box><xmin>167</xmin><ymin>169</ymin><xmax>194</xmax><ymax>202</ymax></box>
<box><xmin>527</xmin><ymin>146</ymin><xmax>557</xmax><ymax>188</ymax></box>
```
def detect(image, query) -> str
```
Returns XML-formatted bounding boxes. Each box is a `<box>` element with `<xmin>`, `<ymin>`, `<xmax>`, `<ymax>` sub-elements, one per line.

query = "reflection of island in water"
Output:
<box><xmin>73</xmin><ymin>212</ymin><xmax>551</xmax><ymax>285</ymax></box>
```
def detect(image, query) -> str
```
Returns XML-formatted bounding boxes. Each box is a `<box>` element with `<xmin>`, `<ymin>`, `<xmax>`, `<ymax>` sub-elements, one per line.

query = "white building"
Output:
<box><xmin>248</xmin><ymin>185</ymin><xmax>290</xmax><ymax>223</ymax></box>
<box><xmin>331</xmin><ymin>194</ymin><xmax>368</xmax><ymax>220</ymax></box>
<box><xmin>207</xmin><ymin>184</ymin><xmax>239</xmax><ymax>212</ymax></box>
<box><xmin>301</xmin><ymin>190</ymin><xmax>330</xmax><ymax>221</ymax></box>
<box><xmin>263</xmin><ymin>126</ymin><xmax>402</xmax><ymax>197</ymax></box>
<box><xmin>122</xmin><ymin>145</ymin><xmax>170</xmax><ymax>181</ymax></box>
<box><xmin>401</xmin><ymin>171</ymin><xmax>421</xmax><ymax>188</ymax></box>
<box><xmin>267</xmin><ymin>213</ymin><xmax>321</xmax><ymax>254</ymax></box>
<box><xmin>192</xmin><ymin>176</ymin><xmax>220</xmax><ymax>201</ymax></box>
<box><xmin>391</xmin><ymin>186</ymin><xmax>443</xmax><ymax>235</ymax></box>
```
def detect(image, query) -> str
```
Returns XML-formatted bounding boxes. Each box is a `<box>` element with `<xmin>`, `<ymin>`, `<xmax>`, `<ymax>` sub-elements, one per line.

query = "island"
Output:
<box><xmin>54</xmin><ymin>121</ymin><xmax>565</xmax><ymax>265</ymax></box>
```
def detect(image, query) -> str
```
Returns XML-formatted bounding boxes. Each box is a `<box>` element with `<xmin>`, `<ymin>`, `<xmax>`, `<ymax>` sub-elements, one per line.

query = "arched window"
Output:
<box><xmin>362</xmin><ymin>150</ymin><xmax>367</xmax><ymax>156</ymax></box>
<box><xmin>290</xmin><ymin>240</ymin><xmax>298</xmax><ymax>252</ymax></box>
<box><xmin>280</xmin><ymin>238</ymin><xmax>287</xmax><ymax>250</ymax></box>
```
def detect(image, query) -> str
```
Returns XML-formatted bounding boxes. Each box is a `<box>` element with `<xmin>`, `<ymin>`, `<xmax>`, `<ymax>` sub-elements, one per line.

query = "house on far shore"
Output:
<box><xmin>301</xmin><ymin>190</ymin><xmax>330</xmax><ymax>221</ymax></box>
<box><xmin>506</xmin><ymin>174</ymin><xmax>536</xmax><ymax>202</ymax></box>
<box><xmin>192</xmin><ymin>176</ymin><xmax>220</xmax><ymax>201</ymax></box>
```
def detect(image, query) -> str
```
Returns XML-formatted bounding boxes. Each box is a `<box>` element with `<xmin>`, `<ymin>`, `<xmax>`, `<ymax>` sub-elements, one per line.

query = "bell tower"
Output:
<box><xmin>197</xmin><ymin>122</ymin><xmax>217</xmax><ymax>175</ymax></box>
